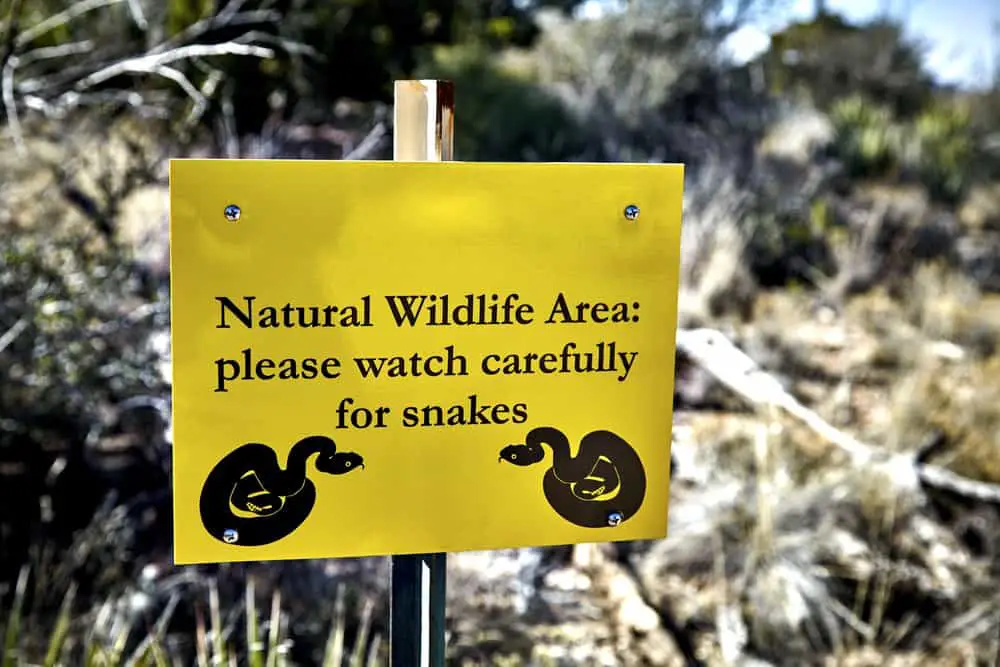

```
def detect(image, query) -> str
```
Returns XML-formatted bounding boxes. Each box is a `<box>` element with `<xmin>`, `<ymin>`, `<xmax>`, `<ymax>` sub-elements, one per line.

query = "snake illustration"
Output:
<box><xmin>498</xmin><ymin>426</ymin><xmax>646</xmax><ymax>528</ymax></box>
<box><xmin>199</xmin><ymin>435</ymin><xmax>364</xmax><ymax>547</ymax></box>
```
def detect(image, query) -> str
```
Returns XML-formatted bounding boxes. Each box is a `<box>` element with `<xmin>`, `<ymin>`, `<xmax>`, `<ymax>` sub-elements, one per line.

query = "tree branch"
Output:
<box><xmin>74</xmin><ymin>43</ymin><xmax>274</xmax><ymax>90</ymax></box>
<box><xmin>675</xmin><ymin>327</ymin><xmax>1000</xmax><ymax>504</ymax></box>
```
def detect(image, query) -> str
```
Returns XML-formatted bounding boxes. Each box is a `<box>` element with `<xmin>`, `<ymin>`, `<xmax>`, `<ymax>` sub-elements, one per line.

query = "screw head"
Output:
<box><xmin>224</xmin><ymin>204</ymin><xmax>241</xmax><ymax>222</ymax></box>
<box><xmin>624</xmin><ymin>204</ymin><xmax>639</xmax><ymax>221</ymax></box>
<box><xmin>223</xmin><ymin>529</ymin><xmax>239</xmax><ymax>543</ymax></box>
<box><xmin>607</xmin><ymin>511</ymin><xmax>624</xmax><ymax>527</ymax></box>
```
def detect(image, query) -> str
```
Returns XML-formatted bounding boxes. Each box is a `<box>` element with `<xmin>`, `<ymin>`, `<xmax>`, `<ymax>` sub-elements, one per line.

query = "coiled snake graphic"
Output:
<box><xmin>498</xmin><ymin>426</ymin><xmax>646</xmax><ymax>528</ymax></box>
<box><xmin>199</xmin><ymin>435</ymin><xmax>364</xmax><ymax>546</ymax></box>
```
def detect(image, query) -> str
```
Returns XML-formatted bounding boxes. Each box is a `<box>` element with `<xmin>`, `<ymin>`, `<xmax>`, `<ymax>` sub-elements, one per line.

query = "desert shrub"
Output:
<box><xmin>829</xmin><ymin>95</ymin><xmax>902</xmax><ymax>180</ymax></box>
<box><xmin>908</xmin><ymin>100</ymin><xmax>978</xmax><ymax>203</ymax></box>
<box><xmin>890</xmin><ymin>355</ymin><xmax>1000</xmax><ymax>484</ymax></box>
<box><xmin>515</xmin><ymin>4</ymin><xmax>776</xmax><ymax>166</ymax></box>
<box><xmin>0</xmin><ymin>222</ymin><xmax>165</xmax><ymax>427</ymax></box>
<box><xmin>830</xmin><ymin>94</ymin><xmax>984</xmax><ymax>203</ymax></box>
<box><xmin>0</xmin><ymin>209</ymin><xmax>168</xmax><ymax>580</ymax></box>
<box><xmin>762</xmin><ymin>12</ymin><xmax>932</xmax><ymax>118</ymax></box>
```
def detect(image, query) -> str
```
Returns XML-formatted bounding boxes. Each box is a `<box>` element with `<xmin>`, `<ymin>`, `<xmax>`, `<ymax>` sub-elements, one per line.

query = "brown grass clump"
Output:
<box><xmin>890</xmin><ymin>355</ymin><xmax>1000</xmax><ymax>484</ymax></box>
<box><xmin>904</xmin><ymin>262</ymin><xmax>999</xmax><ymax>358</ymax></box>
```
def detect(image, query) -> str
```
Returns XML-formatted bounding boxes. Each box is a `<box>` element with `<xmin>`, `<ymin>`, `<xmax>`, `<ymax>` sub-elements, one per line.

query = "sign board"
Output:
<box><xmin>169</xmin><ymin>159</ymin><xmax>685</xmax><ymax>565</ymax></box>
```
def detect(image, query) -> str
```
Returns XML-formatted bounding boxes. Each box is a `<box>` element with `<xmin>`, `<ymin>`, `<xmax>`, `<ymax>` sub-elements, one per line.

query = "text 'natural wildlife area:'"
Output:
<box><xmin>206</xmin><ymin>293</ymin><xmax>644</xmax><ymax>427</ymax></box>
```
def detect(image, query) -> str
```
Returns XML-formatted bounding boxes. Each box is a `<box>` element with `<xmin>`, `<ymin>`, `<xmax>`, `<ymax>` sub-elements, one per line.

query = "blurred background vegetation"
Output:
<box><xmin>2</xmin><ymin>0</ymin><xmax>1000</xmax><ymax>664</ymax></box>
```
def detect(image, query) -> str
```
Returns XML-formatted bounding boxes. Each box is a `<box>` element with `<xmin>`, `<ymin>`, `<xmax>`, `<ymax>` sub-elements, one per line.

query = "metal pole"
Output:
<box><xmin>389</xmin><ymin>79</ymin><xmax>454</xmax><ymax>667</ymax></box>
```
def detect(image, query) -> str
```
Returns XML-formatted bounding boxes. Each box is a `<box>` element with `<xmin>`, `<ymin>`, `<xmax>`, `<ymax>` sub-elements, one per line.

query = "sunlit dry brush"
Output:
<box><xmin>676</xmin><ymin>163</ymin><xmax>758</xmax><ymax>325</ymax></box>
<box><xmin>638</xmin><ymin>453</ymin><xmax>1000</xmax><ymax>665</ymax></box>
<box><xmin>889</xmin><ymin>356</ymin><xmax>1000</xmax><ymax>485</ymax></box>
<box><xmin>903</xmin><ymin>262</ymin><xmax>1000</xmax><ymax>359</ymax></box>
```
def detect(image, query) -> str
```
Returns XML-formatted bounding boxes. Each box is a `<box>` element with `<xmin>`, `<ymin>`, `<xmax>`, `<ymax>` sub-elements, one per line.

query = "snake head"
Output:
<box><xmin>317</xmin><ymin>451</ymin><xmax>365</xmax><ymax>475</ymax></box>
<box><xmin>498</xmin><ymin>443</ymin><xmax>543</xmax><ymax>466</ymax></box>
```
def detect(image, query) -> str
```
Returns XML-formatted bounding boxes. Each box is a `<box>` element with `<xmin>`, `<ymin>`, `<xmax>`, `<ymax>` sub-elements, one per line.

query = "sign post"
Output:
<box><xmin>167</xmin><ymin>79</ymin><xmax>685</xmax><ymax>667</ymax></box>
<box><xmin>389</xmin><ymin>79</ymin><xmax>454</xmax><ymax>667</ymax></box>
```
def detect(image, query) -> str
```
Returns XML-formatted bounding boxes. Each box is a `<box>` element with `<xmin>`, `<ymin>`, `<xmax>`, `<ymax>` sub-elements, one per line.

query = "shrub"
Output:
<box><xmin>909</xmin><ymin>100</ymin><xmax>976</xmax><ymax>203</ymax></box>
<box><xmin>829</xmin><ymin>95</ymin><xmax>901</xmax><ymax>180</ymax></box>
<box><xmin>829</xmin><ymin>94</ymin><xmax>982</xmax><ymax>203</ymax></box>
<box><xmin>0</xmin><ymin>186</ymin><xmax>169</xmax><ymax>581</ymax></box>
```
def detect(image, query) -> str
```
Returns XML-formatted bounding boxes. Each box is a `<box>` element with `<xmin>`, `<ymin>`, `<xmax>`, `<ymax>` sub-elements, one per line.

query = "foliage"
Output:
<box><xmin>517</xmin><ymin>3</ymin><xmax>777</xmax><ymax>165</ymax></box>
<box><xmin>829</xmin><ymin>93</ymin><xmax>988</xmax><ymax>203</ymax></box>
<box><xmin>829</xmin><ymin>95</ymin><xmax>902</xmax><ymax>180</ymax></box>
<box><xmin>761</xmin><ymin>12</ymin><xmax>931</xmax><ymax>117</ymax></box>
<box><xmin>0</xmin><ymin>230</ymin><xmax>164</xmax><ymax>414</ymax></box>
<box><xmin>0</xmin><ymin>564</ymin><xmax>381</xmax><ymax>666</ymax></box>
<box><xmin>1</xmin><ymin>0</ymin><xmax>589</xmax><ymax>138</ymax></box>
<box><xmin>0</xmin><ymin>162</ymin><xmax>168</xmax><ymax>579</ymax></box>
<box><xmin>762</xmin><ymin>11</ymin><xmax>933</xmax><ymax>118</ymax></box>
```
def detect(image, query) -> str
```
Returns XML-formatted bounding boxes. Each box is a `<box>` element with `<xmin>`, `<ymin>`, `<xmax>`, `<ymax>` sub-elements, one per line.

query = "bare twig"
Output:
<box><xmin>343</xmin><ymin>122</ymin><xmax>387</xmax><ymax>160</ymax></box>
<box><xmin>123</xmin><ymin>0</ymin><xmax>148</xmax><ymax>30</ymax></box>
<box><xmin>1</xmin><ymin>0</ymin><xmax>281</xmax><ymax>145</ymax></box>
<box><xmin>0</xmin><ymin>317</ymin><xmax>28</xmax><ymax>354</ymax></box>
<box><xmin>16</xmin><ymin>41</ymin><xmax>95</xmax><ymax>68</ymax></box>
<box><xmin>0</xmin><ymin>0</ymin><xmax>24</xmax><ymax>71</ymax></box>
<box><xmin>153</xmin><ymin>65</ymin><xmax>206</xmax><ymax>123</ymax></box>
<box><xmin>15</xmin><ymin>0</ymin><xmax>122</xmax><ymax>48</ymax></box>
<box><xmin>232</xmin><ymin>30</ymin><xmax>321</xmax><ymax>58</ymax></box>
<box><xmin>74</xmin><ymin>42</ymin><xmax>274</xmax><ymax>89</ymax></box>
<box><xmin>148</xmin><ymin>7</ymin><xmax>279</xmax><ymax>56</ymax></box>
<box><xmin>2</xmin><ymin>54</ymin><xmax>23</xmax><ymax>153</ymax></box>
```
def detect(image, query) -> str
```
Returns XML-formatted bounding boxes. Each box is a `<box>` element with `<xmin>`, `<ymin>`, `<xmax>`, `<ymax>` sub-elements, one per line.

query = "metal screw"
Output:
<box><xmin>223</xmin><ymin>529</ymin><xmax>239</xmax><ymax>543</ymax></box>
<box><xmin>623</xmin><ymin>204</ymin><xmax>639</xmax><ymax>221</ymax></box>
<box><xmin>224</xmin><ymin>204</ymin><xmax>241</xmax><ymax>222</ymax></box>
<box><xmin>607</xmin><ymin>511</ymin><xmax>624</xmax><ymax>527</ymax></box>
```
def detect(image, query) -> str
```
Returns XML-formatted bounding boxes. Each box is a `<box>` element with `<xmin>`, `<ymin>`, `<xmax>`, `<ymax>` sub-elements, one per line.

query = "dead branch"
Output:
<box><xmin>15</xmin><ymin>0</ymin><xmax>121</xmax><ymax>48</ymax></box>
<box><xmin>675</xmin><ymin>327</ymin><xmax>1000</xmax><ymax>505</ymax></box>
<box><xmin>0</xmin><ymin>0</ymin><xmax>288</xmax><ymax>154</ymax></box>
<box><xmin>0</xmin><ymin>318</ymin><xmax>27</xmax><ymax>354</ymax></box>
<box><xmin>74</xmin><ymin>43</ymin><xmax>273</xmax><ymax>90</ymax></box>
<box><xmin>343</xmin><ymin>122</ymin><xmax>387</xmax><ymax>160</ymax></box>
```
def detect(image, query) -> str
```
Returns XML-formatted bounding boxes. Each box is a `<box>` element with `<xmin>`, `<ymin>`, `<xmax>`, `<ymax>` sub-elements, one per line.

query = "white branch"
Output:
<box><xmin>0</xmin><ymin>318</ymin><xmax>28</xmax><ymax>354</ymax></box>
<box><xmin>2</xmin><ymin>55</ymin><xmax>24</xmax><ymax>154</ymax></box>
<box><xmin>675</xmin><ymin>327</ymin><xmax>1000</xmax><ymax>504</ymax></box>
<box><xmin>15</xmin><ymin>0</ymin><xmax>122</xmax><ymax>48</ymax></box>
<box><xmin>124</xmin><ymin>0</ymin><xmax>148</xmax><ymax>30</ymax></box>
<box><xmin>74</xmin><ymin>43</ymin><xmax>274</xmax><ymax>90</ymax></box>
<box><xmin>153</xmin><ymin>65</ymin><xmax>205</xmax><ymax>123</ymax></box>
<box><xmin>16</xmin><ymin>41</ymin><xmax>94</xmax><ymax>69</ymax></box>
<box><xmin>344</xmin><ymin>122</ymin><xmax>387</xmax><ymax>160</ymax></box>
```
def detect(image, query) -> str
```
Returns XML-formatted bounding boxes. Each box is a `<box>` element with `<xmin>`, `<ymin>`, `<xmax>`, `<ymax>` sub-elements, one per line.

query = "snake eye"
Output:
<box><xmin>344</xmin><ymin>460</ymin><xmax>351</xmax><ymax>467</ymax></box>
<box><xmin>510</xmin><ymin>453</ymin><xmax>517</xmax><ymax>460</ymax></box>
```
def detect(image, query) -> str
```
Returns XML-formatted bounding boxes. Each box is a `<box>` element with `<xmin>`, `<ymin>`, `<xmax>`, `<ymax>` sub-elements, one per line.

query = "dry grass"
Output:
<box><xmin>904</xmin><ymin>262</ymin><xmax>999</xmax><ymax>358</ymax></box>
<box><xmin>890</xmin><ymin>355</ymin><xmax>1000</xmax><ymax>483</ymax></box>
<box><xmin>655</xmin><ymin>226</ymin><xmax>1000</xmax><ymax>665</ymax></box>
<box><xmin>0</xmin><ymin>562</ymin><xmax>383</xmax><ymax>667</ymax></box>
<box><xmin>677</xmin><ymin>162</ymin><xmax>758</xmax><ymax>325</ymax></box>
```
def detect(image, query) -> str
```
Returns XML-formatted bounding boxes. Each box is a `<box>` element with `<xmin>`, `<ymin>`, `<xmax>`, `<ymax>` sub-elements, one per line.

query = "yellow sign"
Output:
<box><xmin>169</xmin><ymin>159</ymin><xmax>685</xmax><ymax>565</ymax></box>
